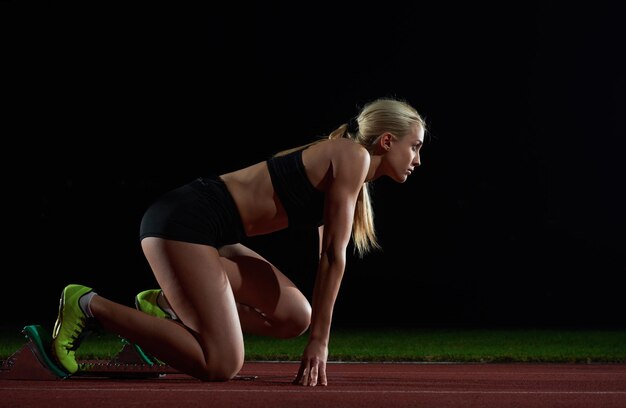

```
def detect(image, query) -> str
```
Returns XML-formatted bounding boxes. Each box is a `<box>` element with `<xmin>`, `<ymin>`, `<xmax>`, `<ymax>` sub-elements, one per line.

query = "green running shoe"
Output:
<box><xmin>135</xmin><ymin>289</ymin><xmax>176</xmax><ymax>320</ymax></box>
<box><xmin>51</xmin><ymin>284</ymin><xmax>95</xmax><ymax>374</ymax></box>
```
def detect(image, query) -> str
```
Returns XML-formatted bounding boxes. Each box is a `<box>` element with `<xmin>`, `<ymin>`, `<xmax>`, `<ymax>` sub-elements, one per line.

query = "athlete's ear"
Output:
<box><xmin>380</xmin><ymin>132</ymin><xmax>394</xmax><ymax>151</ymax></box>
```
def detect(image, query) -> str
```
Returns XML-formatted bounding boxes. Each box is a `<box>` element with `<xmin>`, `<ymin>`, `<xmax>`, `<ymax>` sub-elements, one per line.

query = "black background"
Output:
<box><xmin>3</xmin><ymin>2</ymin><xmax>625</xmax><ymax>329</ymax></box>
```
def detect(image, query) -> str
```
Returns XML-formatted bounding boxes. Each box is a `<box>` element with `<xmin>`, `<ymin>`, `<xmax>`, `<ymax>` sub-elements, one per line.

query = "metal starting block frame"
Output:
<box><xmin>0</xmin><ymin>325</ymin><xmax>257</xmax><ymax>381</ymax></box>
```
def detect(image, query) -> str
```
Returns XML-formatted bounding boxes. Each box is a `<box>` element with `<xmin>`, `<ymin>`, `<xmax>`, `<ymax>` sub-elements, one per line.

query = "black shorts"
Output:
<box><xmin>139</xmin><ymin>176</ymin><xmax>246</xmax><ymax>247</ymax></box>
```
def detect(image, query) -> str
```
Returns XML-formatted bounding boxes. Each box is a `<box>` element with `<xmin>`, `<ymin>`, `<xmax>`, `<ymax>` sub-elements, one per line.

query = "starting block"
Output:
<box><xmin>0</xmin><ymin>325</ymin><xmax>175</xmax><ymax>380</ymax></box>
<box><xmin>0</xmin><ymin>325</ymin><xmax>256</xmax><ymax>381</ymax></box>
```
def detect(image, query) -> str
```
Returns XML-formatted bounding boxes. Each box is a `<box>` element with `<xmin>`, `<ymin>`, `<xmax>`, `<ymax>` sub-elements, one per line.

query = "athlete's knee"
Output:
<box><xmin>196</xmin><ymin>351</ymin><xmax>244</xmax><ymax>382</ymax></box>
<box><xmin>276</xmin><ymin>300</ymin><xmax>311</xmax><ymax>339</ymax></box>
<box><xmin>207</xmin><ymin>360</ymin><xmax>244</xmax><ymax>382</ymax></box>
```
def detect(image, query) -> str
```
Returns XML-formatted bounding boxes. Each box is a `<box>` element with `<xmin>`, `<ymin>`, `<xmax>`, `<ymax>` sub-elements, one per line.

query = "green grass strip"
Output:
<box><xmin>244</xmin><ymin>327</ymin><xmax>626</xmax><ymax>363</ymax></box>
<box><xmin>2</xmin><ymin>327</ymin><xmax>625</xmax><ymax>363</ymax></box>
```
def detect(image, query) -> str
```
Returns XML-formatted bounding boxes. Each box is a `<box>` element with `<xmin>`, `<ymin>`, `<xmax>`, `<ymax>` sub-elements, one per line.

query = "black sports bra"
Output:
<box><xmin>266</xmin><ymin>149</ymin><xmax>325</xmax><ymax>229</ymax></box>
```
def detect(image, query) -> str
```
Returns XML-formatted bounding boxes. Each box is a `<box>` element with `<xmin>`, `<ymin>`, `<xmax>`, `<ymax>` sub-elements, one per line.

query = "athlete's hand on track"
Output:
<box><xmin>293</xmin><ymin>338</ymin><xmax>328</xmax><ymax>386</ymax></box>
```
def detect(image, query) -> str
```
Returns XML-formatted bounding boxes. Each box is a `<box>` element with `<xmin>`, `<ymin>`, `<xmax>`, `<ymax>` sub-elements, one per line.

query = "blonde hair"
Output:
<box><xmin>276</xmin><ymin>97</ymin><xmax>426</xmax><ymax>257</ymax></box>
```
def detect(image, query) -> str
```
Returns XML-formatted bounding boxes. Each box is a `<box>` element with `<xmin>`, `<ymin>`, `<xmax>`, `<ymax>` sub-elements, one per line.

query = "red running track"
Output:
<box><xmin>1</xmin><ymin>362</ymin><xmax>626</xmax><ymax>408</ymax></box>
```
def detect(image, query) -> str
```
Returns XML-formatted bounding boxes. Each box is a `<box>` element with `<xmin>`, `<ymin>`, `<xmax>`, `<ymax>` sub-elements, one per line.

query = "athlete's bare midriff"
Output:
<box><xmin>219</xmin><ymin>161</ymin><xmax>287</xmax><ymax>237</ymax></box>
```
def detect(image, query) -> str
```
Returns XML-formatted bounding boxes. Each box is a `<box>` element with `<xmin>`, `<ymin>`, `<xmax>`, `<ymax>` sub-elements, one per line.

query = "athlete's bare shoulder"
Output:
<box><xmin>303</xmin><ymin>139</ymin><xmax>370</xmax><ymax>189</ymax></box>
<box><xmin>306</xmin><ymin>138</ymin><xmax>369</xmax><ymax>163</ymax></box>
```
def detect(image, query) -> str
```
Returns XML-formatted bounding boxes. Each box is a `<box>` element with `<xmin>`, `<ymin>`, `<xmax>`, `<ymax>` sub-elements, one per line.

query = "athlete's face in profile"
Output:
<box><xmin>384</xmin><ymin>125</ymin><xmax>424</xmax><ymax>183</ymax></box>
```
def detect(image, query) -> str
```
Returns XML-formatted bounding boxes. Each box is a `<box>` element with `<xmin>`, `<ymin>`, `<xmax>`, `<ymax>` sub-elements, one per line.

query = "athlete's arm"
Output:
<box><xmin>294</xmin><ymin>146</ymin><xmax>370</xmax><ymax>387</ymax></box>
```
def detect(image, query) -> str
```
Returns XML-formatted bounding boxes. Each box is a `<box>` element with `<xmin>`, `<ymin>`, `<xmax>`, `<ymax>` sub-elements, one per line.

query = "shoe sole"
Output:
<box><xmin>52</xmin><ymin>287</ymin><xmax>66</xmax><ymax>340</ymax></box>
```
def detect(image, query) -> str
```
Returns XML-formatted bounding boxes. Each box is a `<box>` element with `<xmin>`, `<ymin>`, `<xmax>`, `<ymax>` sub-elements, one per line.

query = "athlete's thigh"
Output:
<box><xmin>218</xmin><ymin>243</ymin><xmax>311</xmax><ymax>320</ymax></box>
<box><xmin>142</xmin><ymin>237</ymin><xmax>244</xmax><ymax>354</ymax></box>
